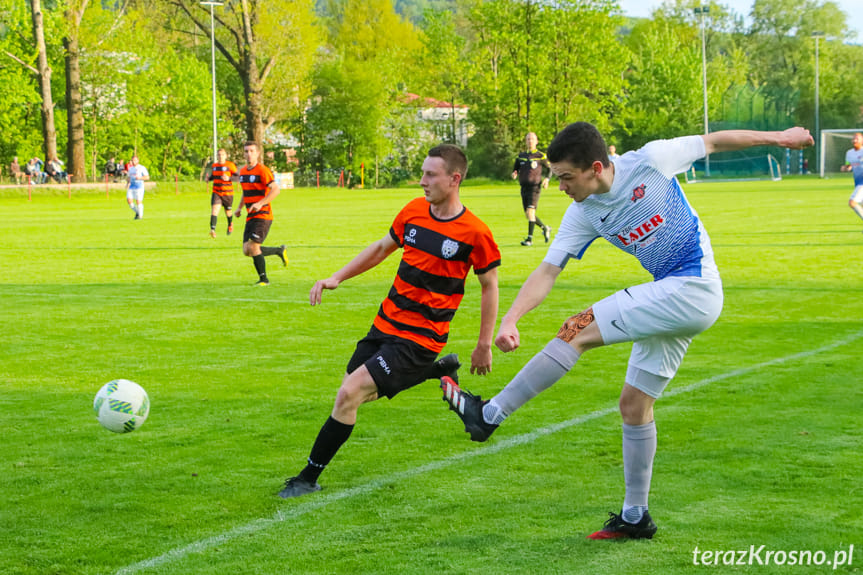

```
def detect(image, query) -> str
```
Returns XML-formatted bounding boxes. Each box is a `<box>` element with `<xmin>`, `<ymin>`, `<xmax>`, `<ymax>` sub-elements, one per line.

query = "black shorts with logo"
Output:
<box><xmin>243</xmin><ymin>218</ymin><xmax>272</xmax><ymax>243</ymax></box>
<box><xmin>520</xmin><ymin>183</ymin><xmax>542</xmax><ymax>210</ymax></box>
<box><xmin>346</xmin><ymin>325</ymin><xmax>439</xmax><ymax>399</ymax></box>
<box><xmin>211</xmin><ymin>192</ymin><xmax>234</xmax><ymax>210</ymax></box>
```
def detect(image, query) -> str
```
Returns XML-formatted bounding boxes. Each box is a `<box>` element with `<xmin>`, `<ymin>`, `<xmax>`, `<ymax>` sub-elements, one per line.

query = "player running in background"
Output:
<box><xmin>278</xmin><ymin>144</ymin><xmax>501</xmax><ymax>499</ymax></box>
<box><xmin>208</xmin><ymin>148</ymin><xmax>238</xmax><ymax>238</ymax></box>
<box><xmin>126</xmin><ymin>156</ymin><xmax>150</xmax><ymax>220</ymax></box>
<box><xmin>841</xmin><ymin>132</ymin><xmax>863</xmax><ymax>228</ymax></box>
<box><xmin>512</xmin><ymin>132</ymin><xmax>552</xmax><ymax>246</ymax></box>
<box><xmin>234</xmin><ymin>141</ymin><xmax>287</xmax><ymax>286</ymax></box>
<box><xmin>441</xmin><ymin>122</ymin><xmax>814</xmax><ymax>540</ymax></box>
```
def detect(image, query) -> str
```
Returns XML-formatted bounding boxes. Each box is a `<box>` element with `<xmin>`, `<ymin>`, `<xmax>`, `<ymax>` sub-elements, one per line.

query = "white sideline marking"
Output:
<box><xmin>114</xmin><ymin>329</ymin><xmax>863</xmax><ymax>574</ymax></box>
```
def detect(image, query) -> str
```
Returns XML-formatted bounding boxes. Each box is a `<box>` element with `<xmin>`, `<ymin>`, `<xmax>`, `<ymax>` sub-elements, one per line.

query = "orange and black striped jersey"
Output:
<box><xmin>210</xmin><ymin>161</ymin><xmax>237</xmax><ymax>196</ymax></box>
<box><xmin>239</xmin><ymin>163</ymin><xmax>275</xmax><ymax>221</ymax></box>
<box><xmin>374</xmin><ymin>197</ymin><xmax>501</xmax><ymax>352</ymax></box>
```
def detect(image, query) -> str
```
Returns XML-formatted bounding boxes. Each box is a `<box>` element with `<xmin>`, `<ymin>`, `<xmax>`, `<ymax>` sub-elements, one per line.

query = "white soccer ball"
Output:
<box><xmin>93</xmin><ymin>379</ymin><xmax>150</xmax><ymax>433</ymax></box>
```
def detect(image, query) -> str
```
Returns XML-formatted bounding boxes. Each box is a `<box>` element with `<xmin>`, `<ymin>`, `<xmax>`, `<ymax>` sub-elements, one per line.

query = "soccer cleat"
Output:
<box><xmin>278</xmin><ymin>476</ymin><xmax>321</xmax><ymax>499</ymax></box>
<box><xmin>277</xmin><ymin>245</ymin><xmax>288</xmax><ymax>267</ymax></box>
<box><xmin>587</xmin><ymin>511</ymin><xmax>658</xmax><ymax>540</ymax></box>
<box><xmin>134</xmin><ymin>215</ymin><xmax>141</xmax><ymax>220</ymax></box>
<box><xmin>254</xmin><ymin>279</ymin><xmax>270</xmax><ymax>287</ymax></box>
<box><xmin>227</xmin><ymin>224</ymin><xmax>233</xmax><ymax>236</ymax></box>
<box><xmin>440</xmin><ymin>376</ymin><xmax>497</xmax><ymax>442</ymax></box>
<box><xmin>425</xmin><ymin>353</ymin><xmax>461</xmax><ymax>383</ymax></box>
<box><xmin>520</xmin><ymin>237</ymin><xmax>532</xmax><ymax>246</ymax></box>
<box><xmin>543</xmin><ymin>225</ymin><xmax>552</xmax><ymax>243</ymax></box>
<box><xmin>209</xmin><ymin>229</ymin><xmax>217</xmax><ymax>238</ymax></box>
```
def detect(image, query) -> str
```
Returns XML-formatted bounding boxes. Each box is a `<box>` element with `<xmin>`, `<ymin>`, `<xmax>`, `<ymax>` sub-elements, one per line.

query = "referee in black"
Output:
<box><xmin>512</xmin><ymin>132</ymin><xmax>551</xmax><ymax>246</ymax></box>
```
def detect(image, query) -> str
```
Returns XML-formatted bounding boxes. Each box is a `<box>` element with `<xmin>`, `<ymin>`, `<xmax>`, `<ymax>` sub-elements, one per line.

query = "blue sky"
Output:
<box><xmin>618</xmin><ymin>0</ymin><xmax>863</xmax><ymax>43</ymax></box>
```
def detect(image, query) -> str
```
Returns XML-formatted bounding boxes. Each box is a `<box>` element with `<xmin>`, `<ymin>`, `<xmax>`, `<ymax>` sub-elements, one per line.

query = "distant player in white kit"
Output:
<box><xmin>126</xmin><ymin>155</ymin><xmax>150</xmax><ymax>220</ymax></box>
<box><xmin>440</xmin><ymin>122</ymin><xmax>814</xmax><ymax>540</ymax></box>
<box><xmin>841</xmin><ymin>132</ymin><xmax>863</xmax><ymax>227</ymax></box>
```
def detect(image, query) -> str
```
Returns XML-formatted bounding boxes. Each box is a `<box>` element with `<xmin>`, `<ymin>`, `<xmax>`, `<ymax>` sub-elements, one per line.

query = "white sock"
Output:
<box><xmin>622</xmin><ymin>421</ymin><xmax>657</xmax><ymax>521</ymax></box>
<box><xmin>137</xmin><ymin>204</ymin><xmax>144</xmax><ymax>218</ymax></box>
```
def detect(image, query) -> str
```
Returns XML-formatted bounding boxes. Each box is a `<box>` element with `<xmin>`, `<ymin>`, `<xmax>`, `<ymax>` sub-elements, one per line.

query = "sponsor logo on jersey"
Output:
<box><xmin>376</xmin><ymin>355</ymin><xmax>391</xmax><ymax>375</ymax></box>
<box><xmin>616</xmin><ymin>214</ymin><xmax>664</xmax><ymax>247</ymax></box>
<box><xmin>441</xmin><ymin>239</ymin><xmax>459</xmax><ymax>259</ymax></box>
<box><xmin>630</xmin><ymin>184</ymin><xmax>647</xmax><ymax>203</ymax></box>
<box><xmin>405</xmin><ymin>227</ymin><xmax>417</xmax><ymax>244</ymax></box>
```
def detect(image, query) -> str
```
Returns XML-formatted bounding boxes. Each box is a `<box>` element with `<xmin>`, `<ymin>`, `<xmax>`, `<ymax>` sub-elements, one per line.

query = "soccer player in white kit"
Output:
<box><xmin>126</xmin><ymin>155</ymin><xmax>150</xmax><ymax>220</ymax></box>
<box><xmin>841</xmin><ymin>132</ymin><xmax>863</xmax><ymax>226</ymax></box>
<box><xmin>441</xmin><ymin>122</ymin><xmax>813</xmax><ymax>540</ymax></box>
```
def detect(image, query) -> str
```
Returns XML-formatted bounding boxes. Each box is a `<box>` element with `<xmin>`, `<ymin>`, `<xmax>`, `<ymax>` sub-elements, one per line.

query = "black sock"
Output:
<box><xmin>535</xmin><ymin>216</ymin><xmax>545</xmax><ymax>229</ymax></box>
<box><xmin>253</xmin><ymin>254</ymin><xmax>267</xmax><ymax>280</ymax></box>
<box><xmin>227</xmin><ymin>215</ymin><xmax>233</xmax><ymax>226</ymax></box>
<box><xmin>260</xmin><ymin>246</ymin><xmax>280</xmax><ymax>256</ymax></box>
<box><xmin>299</xmin><ymin>416</ymin><xmax>355</xmax><ymax>483</ymax></box>
<box><xmin>210</xmin><ymin>215</ymin><xmax>217</xmax><ymax>230</ymax></box>
<box><xmin>528</xmin><ymin>220</ymin><xmax>536</xmax><ymax>237</ymax></box>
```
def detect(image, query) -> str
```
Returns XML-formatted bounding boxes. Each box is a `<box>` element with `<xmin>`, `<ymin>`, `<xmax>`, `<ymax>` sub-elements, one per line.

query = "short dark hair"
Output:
<box><xmin>428</xmin><ymin>144</ymin><xmax>468</xmax><ymax>180</ymax></box>
<box><xmin>244</xmin><ymin>141</ymin><xmax>260</xmax><ymax>151</ymax></box>
<box><xmin>547</xmin><ymin>122</ymin><xmax>610</xmax><ymax>170</ymax></box>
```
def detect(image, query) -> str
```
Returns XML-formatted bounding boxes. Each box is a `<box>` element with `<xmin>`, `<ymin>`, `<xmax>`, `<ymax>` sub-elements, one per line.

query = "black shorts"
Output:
<box><xmin>521</xmin><ymin>184</ymin><xmax>542</xmax><ymax>211</ymax></box>
<box><xmin>243</xmin><ymin>218</ymin><xmax>272</xmax><ymax>243</ymax></box>
<box><xmin>211</xmin><ymin>192</ymin><xmax>234</xmax><ymax>210</ymax></box>
<box><xmin>346</xmin><ymin>325</ymin><xmax>439</xmax><ymax>399</ymax></box>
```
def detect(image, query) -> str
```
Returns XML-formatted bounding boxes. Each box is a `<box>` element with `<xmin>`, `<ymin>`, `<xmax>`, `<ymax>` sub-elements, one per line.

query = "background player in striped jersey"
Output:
<box><xmin>208</xmin><ymin>148</ymin><xmax>238</xmax><ymax>238</ymax></box>
<box><xmin>512</xmin><ymin>132</ymin><xmax>552</xmax><ymax>246</ymax></box>
<box><xmin>442</xmin><ymin>122</ymin><xmax>813</xmax><ymax>540</ymax></box>
<box><xmin>279</xmin><ymin>144</ymin><xmax>501</xmax><ymax>498</ymax></box>
<box><xmin>840</xmin><ymin>132</ymin><xmax>863</xmax><ymax>227</ymax></box>
<box><xmin>233</xmin><ymin>141</ymin><xmax>287</xmax><ymax>286</ymax></box>
<box><xmin>125</xmin><ymin>155</ymin><xmax>150</xmax><ymax>220</ymax></box>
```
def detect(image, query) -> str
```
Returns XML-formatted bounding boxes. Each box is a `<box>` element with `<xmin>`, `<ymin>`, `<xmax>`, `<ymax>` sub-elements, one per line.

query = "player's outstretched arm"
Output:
<box><xmin>703</xmin><ymin>127</ymin><xmax>813</xmax><ymax>155</ymax></box>
<box><xmin>309</xmin><ymin>234</ymin><xmax>399</xmax><ymax>306</ymax></box>
<box><xmin>495</xmin><ymin>261</ymin><xmax>562</xmax><ymax>352</ymax></box>
<box><xmin>470</xmin><ymin>267</ymin><xmax>499</xmax><ymax>375</ymax></box>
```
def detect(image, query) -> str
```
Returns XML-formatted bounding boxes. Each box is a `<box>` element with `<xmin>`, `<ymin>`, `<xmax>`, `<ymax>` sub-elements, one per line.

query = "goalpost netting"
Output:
<box><xmin>821</xmin><ymin>129</ymin><xmax>863</xmax><ymax>178</ymax></box>
<box><xmin>683</xmin><ymin>152</ymin><xmax>781</xmax><ymax>183</ymax></box>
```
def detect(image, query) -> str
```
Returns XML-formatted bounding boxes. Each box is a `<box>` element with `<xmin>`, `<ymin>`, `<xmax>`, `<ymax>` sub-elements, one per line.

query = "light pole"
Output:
<box><xmin>694</xmin><ymin>5</ymin><xmax>710</xmax><ymax>176</ymax></box>
<box><xmin>812</xmin><ymin>31</ymin><xmax>824</xmax><ymax>177</ymax></box>
<box><xmin>201</xmin><ymin>1</ymin><xmax>223</xmax><ymax>166</ymax></box>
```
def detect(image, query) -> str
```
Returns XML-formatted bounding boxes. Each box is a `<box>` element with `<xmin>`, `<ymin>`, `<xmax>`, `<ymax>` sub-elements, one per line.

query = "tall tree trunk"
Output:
<box><xmin>64</xmin><ymin>0</ymin><xmax>89</xmax><ymax>182</ymax></box>
<box><xmin>239</xmin><ymin>0</ymin><xmax>265</xmax><ymax>143</ymax></box>
<box><xmin>31</xmin><ymin>0</ymin><xmax>57</xmax><ymax>162</ymax></box>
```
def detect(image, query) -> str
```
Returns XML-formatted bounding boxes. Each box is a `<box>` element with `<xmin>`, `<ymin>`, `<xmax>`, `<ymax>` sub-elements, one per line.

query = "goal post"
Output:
<box><xmin>684</xmin><ymin>153</ymin><xmax>782</xmax><ymax>183</ymax></box>
<box><xmin>821</xmin><ymin>129</ymin><xmax>863</xmax><ymax>178</ymax></box>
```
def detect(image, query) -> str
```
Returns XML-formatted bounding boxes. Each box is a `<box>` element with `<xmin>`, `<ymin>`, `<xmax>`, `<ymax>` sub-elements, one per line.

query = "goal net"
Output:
<box><xmin>684</xmin><ymin>153</ymin><xmax>781</xmax><ymax>183</ymax></box>
<box><xmin>821</xmin><ymin>129</ymin><xmax>862</xmax><ymax>178</ymax></box>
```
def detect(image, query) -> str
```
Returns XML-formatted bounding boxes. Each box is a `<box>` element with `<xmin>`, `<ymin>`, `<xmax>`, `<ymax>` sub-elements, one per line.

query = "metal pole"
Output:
<box><xmin>813</xmin><ymin>33</ymin><xmax>821</xmax><ymax>177</ymax></box>
<box><xmin>700</xmin><ymin>7</ymin><xmax>710</xmax><ymax>177</ymax></box>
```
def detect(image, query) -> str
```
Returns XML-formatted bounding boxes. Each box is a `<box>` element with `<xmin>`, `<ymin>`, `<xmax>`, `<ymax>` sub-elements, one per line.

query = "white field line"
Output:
<box><xmin>114</xmin><ymin>328</ymin><xmax>863</xmax><ymax>575</ymax></box>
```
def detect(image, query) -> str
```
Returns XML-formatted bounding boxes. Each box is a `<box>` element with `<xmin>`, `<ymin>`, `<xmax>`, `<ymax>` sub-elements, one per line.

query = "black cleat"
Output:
<box><xmin>276</xmin><ymin>245</ymin><xmax>288</xmax><ymax>267</ymax></box>
<box><xmin>587</xmin><ymin>511</ymin><xmax>657</xmax><ymax>540</ymax></box>
<box><xmin>425</xmin><ymin>353</ymin><xmax>460</xmax><ymax>383</ymax></box>
<box><xmin>278</xmin><ymin>476</ymin><xmax>321</xmax><ymax>499</ymax></box>
<box><xmin>440</xmin><ymin>376</ymin><xmax>497</xmax><ymax>442</ymax></box>
<box><xmin>520</xmin><ymin>236</ymin><xmax>532</xmax><ymax>246</ymax></box>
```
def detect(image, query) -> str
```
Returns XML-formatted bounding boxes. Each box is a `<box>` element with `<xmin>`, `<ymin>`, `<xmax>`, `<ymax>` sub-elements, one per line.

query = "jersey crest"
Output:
<box><xmin>441</xmin><ymin>239</ymin><xmax>460</xmax><ymax>259</ymax></box>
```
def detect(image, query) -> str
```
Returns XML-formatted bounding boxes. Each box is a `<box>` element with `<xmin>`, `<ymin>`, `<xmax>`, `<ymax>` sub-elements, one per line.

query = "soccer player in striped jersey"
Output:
<box><xmin>208</xmin><ymin>148</ymin><xmax>238</xmax><ymax>238</ymax></box>
<box><xmin>441</xmin><ymin>122</ymin><xmax>813</xmax><ymax>540</ymax></box>
<box><xmin>233</xmin><ymin>141</ymin><xmax>287</xmax><ymax>286</ymax></box>
<box><xmin>841</xmin><ymin>132</ymin><xmax>863</xmax><ymax>227</ymax></box>
<box><xmin>279</xmin><ymin>144</ymin><xmax>501</xmax><ymax>498</ymax></box>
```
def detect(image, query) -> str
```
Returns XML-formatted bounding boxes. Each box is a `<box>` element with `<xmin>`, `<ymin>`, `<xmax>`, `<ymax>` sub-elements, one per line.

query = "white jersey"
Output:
<box><xmin>545</xmin><ymin>135</ymin><xmax>719</xmax><ymax>281</ymax></box>
<box><xmin>845</xmin><ymin>147</ymin><xmax>863</xmax><ymax>186</ymax></box>
<box><xmin>128</xmin><ymin>164</ymin><xmax>149</xmax><ymax>188</ymax></box>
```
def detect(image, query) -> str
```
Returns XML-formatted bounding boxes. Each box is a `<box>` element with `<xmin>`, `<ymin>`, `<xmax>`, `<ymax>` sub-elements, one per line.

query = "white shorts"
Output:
<box><xmin>127</xmin><ymin>186</ymin><xmax>145</xmax><ymax>202</ymax></box>
<box><xmin>850</xmin><ymin>185</ymin><xmax>863</xmax><ymax>203</ymax></box>
<box><xmin>593</xmin><ymin>275</ymin><xmax>723</xmax><ymax>397</ymax></box>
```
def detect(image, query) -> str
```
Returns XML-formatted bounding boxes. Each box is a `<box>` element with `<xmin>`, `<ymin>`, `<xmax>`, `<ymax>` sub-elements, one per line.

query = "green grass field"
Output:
<box><xmin>1</xmin><ymin>176</ymin><xmax>861</xmax><ymax>575</ymax></box>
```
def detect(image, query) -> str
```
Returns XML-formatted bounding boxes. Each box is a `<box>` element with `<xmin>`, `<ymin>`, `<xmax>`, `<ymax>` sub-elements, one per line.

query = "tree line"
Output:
<box><xmin>1</xmin><ymin>0</ymin><xmax>861</xmax><ymax>184</ymax></box>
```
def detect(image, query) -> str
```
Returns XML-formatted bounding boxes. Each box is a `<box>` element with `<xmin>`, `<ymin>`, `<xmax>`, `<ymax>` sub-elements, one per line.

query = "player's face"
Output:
<box><xmin>130</xmin><ymin>156</ymin><xmax>138</xmax><ymax>166</ymax></box>
<box><xmin>854</xmin><ymin>134</ymin><xmax>863</xmax><ymax>150</ymax></box>
<box><xmin>551</xmin><ymin>160</ymin><xmax>601</xmax><ymax>203</ymax></box>
<box><xmin>526</xmin><ymin>133</ymin><xmax>538</xmax><ymax>150</ymax></box>
<box><xmin>244</xmin><ymin>145</ymin><xmax>259</xmax><ymax>166</ymax></box>
<box><xmin>420</xmin><ymin>156</ymin><xmax>458</xmax><ymax>205</ymax></box>
<box><xmin>218</xmin><ymin>150</ymin><xmax>227</xmax><ymax>163</ymax></box>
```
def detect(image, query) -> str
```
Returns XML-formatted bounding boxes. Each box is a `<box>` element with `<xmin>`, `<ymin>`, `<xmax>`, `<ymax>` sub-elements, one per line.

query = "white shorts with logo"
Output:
<box><xmin>593</xmin><ymin>275</ymin><xmax>723</xmax><ymax>398</ymax></box>
<box><xmin>127</xmin><ymin>185</ymin><xmax>145</xmax><ymax>202</ymax></box>
<box><xmin>850</xmin><ymin>184</ymin><xmax>863</xmax><ymax>204</ymax></box>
